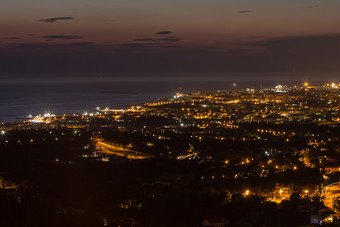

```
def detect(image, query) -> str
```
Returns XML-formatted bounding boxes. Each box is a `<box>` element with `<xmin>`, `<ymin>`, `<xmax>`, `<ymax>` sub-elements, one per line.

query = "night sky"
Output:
<box><xmin>1</xmin><ymin>0</ymin><xmax>340</xmax><ymax>80</ymax></box>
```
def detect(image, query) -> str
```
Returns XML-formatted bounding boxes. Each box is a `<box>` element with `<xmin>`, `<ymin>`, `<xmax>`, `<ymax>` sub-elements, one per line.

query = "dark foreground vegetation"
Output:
<box><xmin>0</xmin><ymin>126</ymin><xmax>338</xmax><ymax>226</ymax></box>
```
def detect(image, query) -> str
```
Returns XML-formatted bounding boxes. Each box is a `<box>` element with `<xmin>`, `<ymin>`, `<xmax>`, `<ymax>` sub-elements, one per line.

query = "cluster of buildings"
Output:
<box><xmin>137</xmin><ymin>83</ymin><xmax>340</xmax><ymax>125</ymax></box>
<box><xmin>1</xmin><ymin>83</ymin><xmax>340</xmax><ymax>221</ymax></box>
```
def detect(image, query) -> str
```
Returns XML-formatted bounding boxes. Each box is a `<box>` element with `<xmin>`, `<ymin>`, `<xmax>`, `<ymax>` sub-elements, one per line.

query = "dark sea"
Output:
<box><xmin>0</xmin><ymin>78</ymin><xmax>311</xmax><ymax>123</ymax></box>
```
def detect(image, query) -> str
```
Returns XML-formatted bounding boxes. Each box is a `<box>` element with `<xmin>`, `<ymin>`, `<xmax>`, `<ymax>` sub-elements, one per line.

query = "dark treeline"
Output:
<box><xmin>0</xmin><ymin>126</ymin><xmax>337</xmax><ymax>226</ymax></box>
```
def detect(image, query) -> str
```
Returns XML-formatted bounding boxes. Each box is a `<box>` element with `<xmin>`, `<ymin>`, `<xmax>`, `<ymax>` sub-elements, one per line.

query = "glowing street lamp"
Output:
<box><xmin>244</xmin><ymin>190</ymin><xmax>250</xmax><ymax>196</ymax></box>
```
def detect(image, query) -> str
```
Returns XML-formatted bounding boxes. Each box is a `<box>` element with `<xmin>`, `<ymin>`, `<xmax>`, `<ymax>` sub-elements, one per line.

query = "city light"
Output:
<box><xmin>244</xmin><ymin>190</ymin><xmax>250</xmax><ymax>196</ymax></box>
<box><xmin>1</xmin><ymin>82</ymin><xmax>339</xmax><ymax>225</ymax></box>
<box><xmin>2</xmin><ymin>1</ymin><xmax>340</xmax><ymax>225</ymax></box>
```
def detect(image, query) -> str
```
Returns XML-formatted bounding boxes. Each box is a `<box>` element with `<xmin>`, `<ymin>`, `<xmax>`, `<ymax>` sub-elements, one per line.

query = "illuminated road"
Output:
<box><xmin>95</xmin><ymin>140</ymin><xmax>153</xmax><ymax>160</ymax></box>
<box><xmin>324</xmin><ymin>182</ymin><xmax>340</xmax><ymax>213</ymax></box>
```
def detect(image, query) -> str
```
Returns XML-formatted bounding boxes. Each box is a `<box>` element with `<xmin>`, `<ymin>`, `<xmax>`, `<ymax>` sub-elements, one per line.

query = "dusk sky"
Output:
<box><xmin>1</xmin><ymin>0</ymin><xmax>340</xmax><ymax>80</ymax></box>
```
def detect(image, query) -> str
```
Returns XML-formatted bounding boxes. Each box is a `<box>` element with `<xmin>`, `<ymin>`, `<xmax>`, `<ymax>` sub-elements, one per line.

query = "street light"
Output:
<box><xmin>244</xmin><ymin>190</ymin><xmax>250</xmax><ymax>196</ymax></box>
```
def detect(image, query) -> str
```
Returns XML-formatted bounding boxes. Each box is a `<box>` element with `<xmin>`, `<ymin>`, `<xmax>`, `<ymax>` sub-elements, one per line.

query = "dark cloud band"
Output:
<box><xmin>40</xmin><ymin>17</ymin><xmax>75</xmax><ymax>23</ymax></box>
<box><xmin>41</xmin><ymin>35</ymin><xmax>83</xmax><ymax>40</ymax></box>
<box><xmin>7</xmin><ymin>37</ymin><xmax>22</xmax><ymax>40</ymax></box>
<box><xmin>135</xmin><ymin>36</ymin><xmax>180</xmax><ymax>42</ymax></box>
<box><xmin>12</xmin><ymin>42</ymin><xmax>95</xmax><ymax>49</ymax></box>
<box><xmin>156</xmin><ymin>31</ymin><xmax>173</xmax><ymax>35</ymax></box>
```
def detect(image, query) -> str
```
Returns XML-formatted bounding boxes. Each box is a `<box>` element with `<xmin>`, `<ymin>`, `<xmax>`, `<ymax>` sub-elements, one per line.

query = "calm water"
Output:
<box><xmin>0</xmin><ymin>79</ymin><xmax>303</xmax><ymax>123</ymax></box>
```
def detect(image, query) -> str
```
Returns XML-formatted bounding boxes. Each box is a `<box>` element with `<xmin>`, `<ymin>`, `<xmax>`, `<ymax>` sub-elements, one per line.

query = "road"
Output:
<box><xmin>95</xmin><ymin>140</ymin><xmax>153</xmax><ymax>160</ymax></box>
<box><xmin>324</xmin><ymin>182</ymin><xmax>340</xmax><ymax>214</ymax></box>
